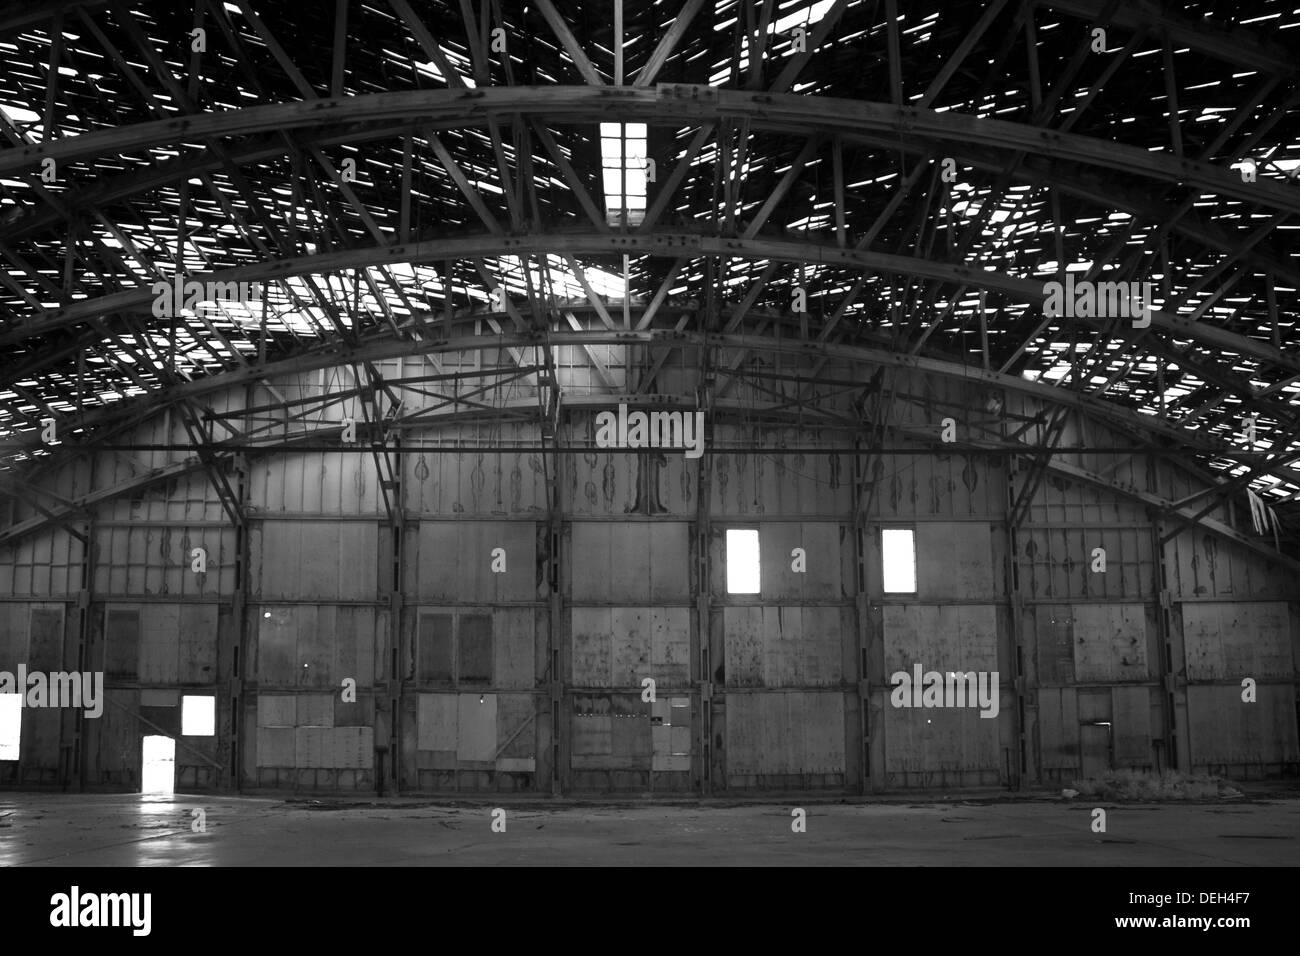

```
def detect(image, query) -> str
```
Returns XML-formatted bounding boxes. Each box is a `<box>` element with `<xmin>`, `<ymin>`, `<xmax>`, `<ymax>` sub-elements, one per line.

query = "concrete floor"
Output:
<box><xmin>1</xmin><ymin>791</ymin><xmax>1296</xmax><ymax>866</ymax></box>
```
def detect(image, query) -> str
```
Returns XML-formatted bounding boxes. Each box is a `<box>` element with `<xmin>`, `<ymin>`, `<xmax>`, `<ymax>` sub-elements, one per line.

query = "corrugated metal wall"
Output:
<box><xmin>2</xmin><ymin>367</ymin><xmax>1296</xmax><ymax>793</ymax></box>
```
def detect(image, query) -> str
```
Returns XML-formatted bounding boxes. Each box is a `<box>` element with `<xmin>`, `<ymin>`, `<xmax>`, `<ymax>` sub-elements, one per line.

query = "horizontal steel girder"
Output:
<box><xmin>3</xmin><ymin>87</ymin><xmax>1296</xmax><ymax>218</ymax></box>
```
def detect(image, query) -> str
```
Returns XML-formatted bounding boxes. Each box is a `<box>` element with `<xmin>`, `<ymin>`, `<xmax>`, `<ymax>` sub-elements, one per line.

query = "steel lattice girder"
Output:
<box><xmin>4</xmin><ymin>87</ymin><xmax>1297</xmax><ymax>218</ymax></box>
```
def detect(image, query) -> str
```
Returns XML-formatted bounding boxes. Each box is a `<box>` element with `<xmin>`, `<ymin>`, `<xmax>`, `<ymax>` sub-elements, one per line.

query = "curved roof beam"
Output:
<box><xmin>7</xmin><ymin>230</ymin><xmax>1297</xmax><ymax>377</ymax></box>
<box><xmin>7</xmin><ymin>120</ymin><xmax>1297</xmax><ymax>294</ymax></box>
<box><xmin>3</xmin><ymin>88</ymin><xmax>1296</xmax><ymax>215</ymax></box>
<box><xmin>4</xmin><ymin>321</ymin><xmax>1273</xmax><ymax>464</ymax></box>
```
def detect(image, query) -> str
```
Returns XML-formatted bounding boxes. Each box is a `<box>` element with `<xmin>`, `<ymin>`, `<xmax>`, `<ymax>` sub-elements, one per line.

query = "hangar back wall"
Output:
<box><xmin>1</xmin><ymin>363</ymin><xmax>1297</xmax><ymax>794</ymax></box>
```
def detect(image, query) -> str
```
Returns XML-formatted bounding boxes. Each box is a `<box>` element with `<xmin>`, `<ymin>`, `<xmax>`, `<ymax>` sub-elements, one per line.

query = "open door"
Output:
<box><xmin>141</xmin><ymin>735</ymin><xmax>175</xmax><ymax>794</ymax></box>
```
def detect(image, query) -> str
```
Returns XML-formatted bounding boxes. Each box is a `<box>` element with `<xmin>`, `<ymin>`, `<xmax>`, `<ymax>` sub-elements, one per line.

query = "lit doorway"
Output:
<box><xmin>141</xmin><ymin>735</ymin><xmax>175</xmax><ymax>794</ymax></box>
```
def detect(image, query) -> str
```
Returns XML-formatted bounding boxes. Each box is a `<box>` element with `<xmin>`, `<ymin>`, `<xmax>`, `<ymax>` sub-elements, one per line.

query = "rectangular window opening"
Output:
<box><xmin>881</xmin><ymin>528</ymin><xmax>917</xmax><ymax>594</ymax></box>
<box><xmin>0</xmin><ymin>694</ymin><xmax>20</xmax><ymax>760</ymax></box>
<box><xmin>600</xmin><ymin>122</ymin><xmax>648</xmax><ymax>226</ymax></box>
<box><xmin>182</xmin><ymin>695</ymin><xmax>216</xmax><ymax>736</ymax></box>
<box><xmin>726</xmin><ymin>528</ymin><xmax>761</xmax><ymax>594</ymax></box>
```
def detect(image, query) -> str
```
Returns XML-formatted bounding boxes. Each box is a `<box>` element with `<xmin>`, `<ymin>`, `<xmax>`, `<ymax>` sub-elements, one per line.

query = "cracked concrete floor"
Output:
<box><xmin>0</xmin><ymin>793</ymin><xmax>1296</xmax><ymax>866</ymax></box>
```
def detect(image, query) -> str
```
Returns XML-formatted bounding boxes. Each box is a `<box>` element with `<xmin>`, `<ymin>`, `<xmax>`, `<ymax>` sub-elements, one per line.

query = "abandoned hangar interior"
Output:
<box><xmin>0</xmin><ymin>0</ymin><xmax>1297</xmax><ymax>802</ymax></box>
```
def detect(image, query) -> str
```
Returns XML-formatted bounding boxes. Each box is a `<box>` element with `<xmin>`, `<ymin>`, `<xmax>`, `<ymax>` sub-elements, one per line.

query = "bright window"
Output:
<box><xmin>0</xmin><ymin>694</ymin><xmax>21</xmax><ymax>760</ymax></box>
<box><xmin>181</xmin><ymin>695</ymin><xmax>215</xmax><ymax>736</ymax></box>
<box><xmin>882</xmin><ymin>529</ymin><xmax>917</xmax><ymax>593</ymax></box>
<box><xmin>600</xmin><ymin>122</ymin><xmax>648</xmax><ymax>226</ymax></box>
<box><xmin>726</xmin><ymin>529</ymin><xmax>761</xmax><ymax>594</ymax></box>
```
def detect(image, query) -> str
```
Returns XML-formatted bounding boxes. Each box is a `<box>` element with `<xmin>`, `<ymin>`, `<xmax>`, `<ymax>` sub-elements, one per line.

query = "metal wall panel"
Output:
<box><xmin>914</xmin><ymin>523</ymin><xmax>999</xmax><ymax>600</ymax></box>
<box><xmin>756</xmin><ymin>522</ymin><xmax>846</xmax><ymax>601</ymax></box>
<box><xmin>723</xmin><ymin>606</ymin><xmax>847</xmax><ymax>687</ymax></box>
<box><xmin>93</xmin><ymin>525</ymin><xmax>235</xmax><ymax>596</ymax></box>
<box><xmin>1169</xmin><ymin>533</ymin><xmax>1293</xmax><ymax>600</ymax></box>
<box><xmin>1030</xmin><ymin>605</ymin><xmax>1075</xmax><ymax>685</ymax></box>
<box><xmin>405</xmin><ymin>430</ymin><xmax>549</xmax><ymax>516</ymax></box>
<box><xmin>1182</xmin><ymin>602</ymin><xmax>1294</xmax><ymax>680</ymax></box>
<box><xmin>1071</xmin><ymin>604</ymin><xmax>1150</xmax><ymax>682</ymax></box>
<box><xmin>1186</xmin><ymin>684</ymin><xmax>1300</xmax><ymax>766</ymax></box>
<box><xmin>882</xmin><ymin>605</ymin><xmax>999</xmax><ymax>675</ymax></box>
<box><xmin>0</xmin><ymin>602</ymin><xmax>28</xmax><ymax>664</ymax></box>
<box><xmin>725</xmin><ymin>692</ymin><xmax>845</xmax><ymax>775</ymax></box>
<box><xmin>257</xmin><ymin>695</ymin><xmax>296</xmax><ymax>727</ymax></box>
<box><xmin>1111</xmin><ymin>685</ymin><xmax>1152</xmax><ymax>766</ymax></box>
<box><xmin>1017</xmin><ymin>527</ymin><xmax>1153</xmax><ymax>600</ymax></box>
<box><xmin>252</xmin><ymin>521</ymin><xmax>377</xmax><ymax>601</ymax></box>
<box><xmin>254</xmin><ymin>605</ymin><xmax>378</xmax><ymax>688</ymax></box>
<box><xmin>456</xmin><ymin>692</ymin><xmax>497</xmax><ymax>762</ymax></box>
<box><xmin>414</xmin><ymin>521</ymin><xmax>536</xmax><ymax>602</ymax></box>
<box><xmin>569</xmin><ymin>522</ymin><xmax>689</xmax><ymax>603</ymax></box>
<box><xmin>1036</xmin><ymin>687</ymin><xmax>1080</xmax><ymax>770</ymax></box>
<box><xmin>564</xmin><ymin>445</ymin><xmax>697</xmax><ymax>517</ymax></box>
<box><xmin>571</xmin><ymin>607</ymin><xmax>690</xmax><ymax>687</ymax></box>
<box><xmin>0</xmin><ymin>530</ymin><xmax>83</xmax><ymax>597</ymax></box>
<box><xmin>416</xmin><ymin>692</ymin><xmax>458</xmax><ymax>755</ymax></box>
<box><xmin>250</xmin><ymin>451</ymin><xmax>379</xmax><ymax>515</ymax></box>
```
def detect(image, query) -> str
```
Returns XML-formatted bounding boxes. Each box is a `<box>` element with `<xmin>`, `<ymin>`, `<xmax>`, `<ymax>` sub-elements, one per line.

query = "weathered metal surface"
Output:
<box><xmin>252</xmin><ymin>520</ymin><xmax>377</xmax><ymax>601</ymax></box>
<box><xmin>569</xmin><ymin>521</ymin><xmax>689</xmax><ymax>602</ymax></box>
<box><xmin>1182</xmin><ymin>602</ymin><xmax>1294</xmax><ymax>680</ymax></box>
<box><xmin>723</xmin><ymin>606</ymin><xmax>848</xmax><ymax>687</ymax></box>
<box><xmin>725</xmin><ymin>692</ymin><xmax>845</xmax><ymax>776</ymax></box>
<box><xmin>571</xmin><ymin>607</ymin><xmax>690</xmax><ymax>687</ymax></box>
<box><xmin>1070</xmin><ymin>604</ymin><xmax>1151</xmax><ymax>682</ymax></box>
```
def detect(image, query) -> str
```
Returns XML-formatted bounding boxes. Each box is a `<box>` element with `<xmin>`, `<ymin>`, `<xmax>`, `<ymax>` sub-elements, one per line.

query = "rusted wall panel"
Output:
<box><xmin>1018</xmin><ymin>528</ymin><xmax>1152</xmax><ymax>600</ymax></box>
<box><xmin>571</xmin><ymin>693</ymin><xmax>647</xmax><ymax>770</ymax></box>
<box><xmin>1187</xmin><ymin>684</ymin><xmax>1299</xmax><ymax>766</ymax></box>
<box><xmin>92</xmin><ymin>526</ymin><xmax>235</xmax><ymax>596</ymax></box>
<box><xmin>882</xmin><ymin>605</ymin><xmax>999</xmax><ymax>675</ymax></box>
<box><xmin>1111</xmin><ymin>685</ymin><xmax>1152</xmax><ymax>767</ymax></box>
<box><xmin>723</xmin><ymin>606</ymin><xmax>847</xmax><ymax>687</ymax></box>
<box><xmin>405</xmin><ymin>431</ymin><xmax>549</xmax><ymax>516</ymax></box>
<box><xmin>1031</xmin><ymin>605</ymin><xmax>1076</xmax><ymax>685</ymax></box>
<box><xmin>1036</xmin><ymin>687</ymin><xmax>1080</xmax><ymax>770</ymax></box>
<box><xmin>1071</xmin><ymin>604</ymin><xmax>1150</xmax><ymax>682</ymax></box>
<box><xmin>1182</xmin><ymin>602</ymin><xmax>1295</xmax><ymax>680</ymax></box>
<box><xmin>571</xmin><ymin>607</ymin><xmax>690</xmax><ymax>687</ymax></box>
<box><xmin>1169</xmin><ymin>533</ymin><xmax>1293</xmax><ymax>599</ymax></box>
<box><xmin>725</xmin><ymin>692</ymin><xmax>845</xmax><ymax>775</ymax></box>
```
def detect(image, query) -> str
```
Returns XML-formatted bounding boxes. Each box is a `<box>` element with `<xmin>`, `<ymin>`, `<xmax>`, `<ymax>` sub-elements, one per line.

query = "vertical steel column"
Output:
<box><xmin>1004</xmin><ymin>405</ymin><xmax>1027</xmax><ymax>790</ymax></box>
<box><xmin>851</xmin><ymin>440</ymin><xmax>870</xmax><ymax>794</ymax></box>
<box><xmin>230</xmin><ymin>450</ymin><xmax>249</xmax><ymax>792</ymax></box>
<box><xmin>1152</xmin><ymin>514</ymin><xmax>1181</xmax><ymax>771</ymax></box>
<box><xmin>547</xmin><ymin>448</ymin><xmax>564</xmax><ymax>795</ymax></box>
<box><xmin>388</xmin><ymin>435</ymin><xmax>404</xmax><ymax>795</ymax></box>
<box><xmin>74</xmin><ymin>511</ymin><xmax>93</xmax><ymax>793</ymax></box>
<box><xmin>695</xmin><ymin>449</ymin><xmax>713</xmax><ymax>795</ymax></box>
